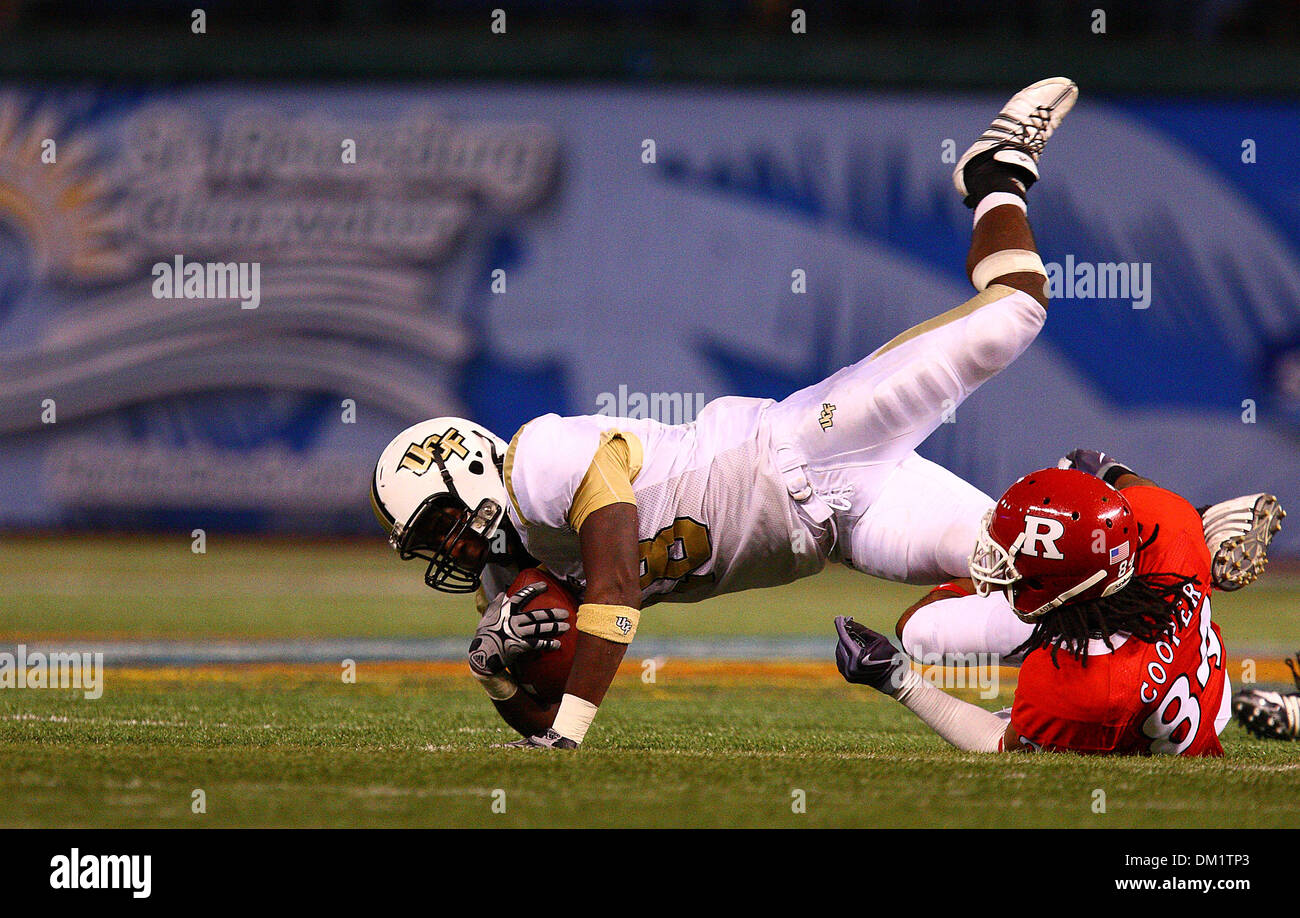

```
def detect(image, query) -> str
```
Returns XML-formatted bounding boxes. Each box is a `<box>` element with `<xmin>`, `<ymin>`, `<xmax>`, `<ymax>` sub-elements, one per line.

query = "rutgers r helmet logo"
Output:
<box><xmin>1021</xmin><ymin>514</ymin><xmax>1066</xmax><ymax>559</ymax></box>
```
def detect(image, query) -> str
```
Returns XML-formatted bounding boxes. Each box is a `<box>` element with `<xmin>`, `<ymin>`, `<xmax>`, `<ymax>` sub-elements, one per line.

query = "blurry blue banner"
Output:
<box><xmin>0</xmin><ymin>86</ymin><xmax>1296</xmax><ymax>553</ymax></box>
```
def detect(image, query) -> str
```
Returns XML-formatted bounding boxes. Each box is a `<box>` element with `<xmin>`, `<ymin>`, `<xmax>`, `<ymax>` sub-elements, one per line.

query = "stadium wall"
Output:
<box><xmin>0</xmin><ymin>85</ymin><xmax>1295</xmax><ymax>555</ymax></box>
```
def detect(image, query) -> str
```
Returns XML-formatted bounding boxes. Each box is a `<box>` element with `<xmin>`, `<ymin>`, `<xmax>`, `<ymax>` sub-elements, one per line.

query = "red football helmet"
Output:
<box><xmin>970</xmin><ymin>467</ymin><xmax>1139</xmax><ymax>622</ymax></box>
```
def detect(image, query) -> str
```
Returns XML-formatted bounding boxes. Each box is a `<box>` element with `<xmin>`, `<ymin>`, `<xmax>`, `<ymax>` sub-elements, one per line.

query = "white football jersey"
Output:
<box><xmin>498</xmin><ymin>396</ymin><xmax>827</xmax><ymax>606</ymax></box>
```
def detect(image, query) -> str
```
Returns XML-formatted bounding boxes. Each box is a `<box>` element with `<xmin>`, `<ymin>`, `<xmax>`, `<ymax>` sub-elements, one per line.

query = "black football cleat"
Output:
<box><xmin>1233</xmin><ymin>688</ymin><xmax>1300</xmax><ymax>741</ymax></box>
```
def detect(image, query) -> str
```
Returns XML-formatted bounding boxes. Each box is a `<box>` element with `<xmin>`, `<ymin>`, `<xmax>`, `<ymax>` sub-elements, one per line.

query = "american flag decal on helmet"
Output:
<box><xmin>1109</xmin><ymin>542</ymin><xmax>1130</xmax><ymax>565</ymax></box>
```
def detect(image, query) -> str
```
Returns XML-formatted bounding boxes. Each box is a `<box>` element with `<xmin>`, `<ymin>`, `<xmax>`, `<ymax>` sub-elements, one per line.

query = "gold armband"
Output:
<box><xmin>576</xmin><ymin>603</ymin><xmax>640</xmax><ymax>644</ymax></box>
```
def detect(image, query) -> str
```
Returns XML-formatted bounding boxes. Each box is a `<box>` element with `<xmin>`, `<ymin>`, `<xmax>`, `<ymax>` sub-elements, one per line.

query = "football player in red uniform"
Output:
<box><xmin>835</xmin><ymin>457</ymin><xmax>1239</xmax><ymax>755</ymax></box>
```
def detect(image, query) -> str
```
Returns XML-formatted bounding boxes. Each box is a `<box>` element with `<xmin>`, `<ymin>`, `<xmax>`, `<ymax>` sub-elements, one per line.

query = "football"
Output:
<box><xmin>506</xmin><ymin>568</ymin><xmax>579</xmax><ymax>705</ymax></box>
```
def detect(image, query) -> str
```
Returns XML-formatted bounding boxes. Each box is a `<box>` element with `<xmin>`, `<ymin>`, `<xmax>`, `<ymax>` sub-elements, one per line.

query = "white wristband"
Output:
<box><xmin>475</xmin><ymin>670</ymin><xmax>518</xmax><ymax>702</ymax></box>
<box><xmin>972</xmin><ymin>191</ymin><xmax>1026</xmax><ymax>227</ymax></box>
<box><xmin>552</xmin><ymin>693</ymin><xmax>599</xmax><ymax>745</ymax></box>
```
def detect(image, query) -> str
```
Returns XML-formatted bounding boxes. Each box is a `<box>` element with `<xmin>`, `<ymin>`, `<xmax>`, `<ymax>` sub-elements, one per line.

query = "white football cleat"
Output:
<box><xmin>953</xmin><ymin>77</ymin><xmax>1079</xmax><ymax>200</ymax></box>
<box><xmin>1202</xmin><ymin>493</ymin><xmax>1286</xmax><ymax>591</ymax></box>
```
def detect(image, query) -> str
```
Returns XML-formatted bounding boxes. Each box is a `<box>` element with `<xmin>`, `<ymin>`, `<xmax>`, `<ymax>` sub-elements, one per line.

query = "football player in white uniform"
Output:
<box><xmin>372</xmin><ymin>78</ymin><xmax>1077</xmax><ymax>747</ymax></box>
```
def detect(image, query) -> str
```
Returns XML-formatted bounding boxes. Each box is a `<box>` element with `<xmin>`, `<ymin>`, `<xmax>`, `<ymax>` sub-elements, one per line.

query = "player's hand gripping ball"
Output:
<box><xmin>504</xmin><ymin>569</ymin><xmax>580</xmax><ymax>706</ymax></box>
<box><xmin>468</xmin><ymin>574</ymin><xmax>571</xmax><ymax>685</ymax></box>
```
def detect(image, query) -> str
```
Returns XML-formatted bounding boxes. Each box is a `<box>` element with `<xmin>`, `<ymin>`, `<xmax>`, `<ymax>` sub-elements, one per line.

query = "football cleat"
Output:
<box><xmin>495</xmin><ymin>728</ymin><xmax>580</xmax><ymax>749</ymax></box>
<box><xmin>1202</xmin><ymin>493</ymin><xmax>1285</xmax><ymax>591</ymax></box>
<box><xmin>1233</xmin><ymin>689</ymin><xmax>1300</xmax><ymax>741</ymax></box>
<box><xmin>954</xmin><ymin>77</ymin><xmax>1079</xmax><ymax>200</ymax></box>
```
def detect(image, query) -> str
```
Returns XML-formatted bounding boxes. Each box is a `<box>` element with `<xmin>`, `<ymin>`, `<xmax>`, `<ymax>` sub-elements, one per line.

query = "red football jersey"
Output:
<box><xmin>1009</xmin><ymin>486</ymin><xmax>1227</xmax><ymax>756</ymax></box>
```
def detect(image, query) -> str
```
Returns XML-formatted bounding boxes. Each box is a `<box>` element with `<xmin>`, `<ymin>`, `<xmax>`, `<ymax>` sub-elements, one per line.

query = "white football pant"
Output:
<box><xmin>768</xmin><ymin>284</ymin><xmax>1046</xmax><ymax>583</ymax></box>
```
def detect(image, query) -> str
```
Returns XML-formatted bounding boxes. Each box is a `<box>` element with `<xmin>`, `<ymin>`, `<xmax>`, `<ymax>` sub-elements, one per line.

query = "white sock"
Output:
<box><xmin>552</xmin><ymin>693</ymin><xmax>599</xmax><ymax>744</ymax></box>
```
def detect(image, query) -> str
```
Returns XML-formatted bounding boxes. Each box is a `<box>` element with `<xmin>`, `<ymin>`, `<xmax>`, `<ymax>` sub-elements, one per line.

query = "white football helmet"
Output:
<box><xmin>371</xmin><ymin>417</ymin><xmax>510</xmax><ymax>593</ymax></box>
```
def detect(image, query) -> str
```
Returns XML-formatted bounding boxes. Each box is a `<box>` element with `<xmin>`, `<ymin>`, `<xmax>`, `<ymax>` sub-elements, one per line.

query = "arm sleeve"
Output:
<box><xmin>566</xmin><ymin>431</ymin><xmax>642</xmax><ymax>531</ymax></box>
<box><xmin>892</xmin><ymin>670</ymin><xmax>1007</xmax><ymax>752</ymax></box>
<box><xmin>900</xmin><ymin>592</ymin><xmax>1035</xmax><ymax>664</ymax></box>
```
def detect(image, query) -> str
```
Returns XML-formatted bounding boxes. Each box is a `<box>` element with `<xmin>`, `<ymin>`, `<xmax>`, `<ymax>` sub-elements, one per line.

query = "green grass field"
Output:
<box><xmin>1</xmin><ymin>536</ymin><xmax>1298</xmax><ymax>828</ymax></box>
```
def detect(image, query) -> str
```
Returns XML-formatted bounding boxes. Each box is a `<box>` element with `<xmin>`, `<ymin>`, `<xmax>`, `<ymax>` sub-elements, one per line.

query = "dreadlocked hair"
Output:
<box><xmin>1011</xmin><ymin>571</ymin><xmax>1200</xmax><ymax>668</ymax></box>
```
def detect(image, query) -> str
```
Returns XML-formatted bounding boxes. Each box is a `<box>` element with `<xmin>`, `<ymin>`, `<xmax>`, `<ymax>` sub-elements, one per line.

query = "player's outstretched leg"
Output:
<box><xmin>957</xmin><ymin>77</ymin><xmax>1077</xmax><ymax>308</ymax></box>
<box><xmin>828</xmin><ymin>79</ymin><xmax>1078</xmax><ymax>582</ymax></box>
<box><xmin>771</xmin><ymin>84</ymin><xmax>1076</xmax><ymax>489</ymax></box>
<box><xmin>769</xmin><ymin>79</ymin><xmax>1078</xmax><ymax>584</ymax></box>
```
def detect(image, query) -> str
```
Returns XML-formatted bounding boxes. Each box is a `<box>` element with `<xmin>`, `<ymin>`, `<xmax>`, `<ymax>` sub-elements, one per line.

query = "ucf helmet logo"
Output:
<box><xmin>1020</xmin><ymin>514</ymin><xmax>1066</xmax><ymax>559</ymax></box>
<box><xmin>398</xmin><ymin>428</ymin><xmax>470</xmax><ymax>475</ymax></box>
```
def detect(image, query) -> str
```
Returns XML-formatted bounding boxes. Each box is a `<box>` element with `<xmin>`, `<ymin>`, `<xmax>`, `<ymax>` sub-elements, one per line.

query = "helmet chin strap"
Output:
<box><xmin>1024</xmin><ymin>569</ymin><xmax>1107</xmax><ymax>620</ymax></box>
<box><xmin>388</xmin><ymin>441</ymin><xmax>463</xmax><ymax>550</ymax></box>
<box><xmin>488</xmin><ymin>437</ymin><xmax>506</xmax><ymax>477</ymax></box>
<box><xmin>430</xmin><ymin>444</ymin><xmax>458</xmax><ymax>495</ymax></box>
